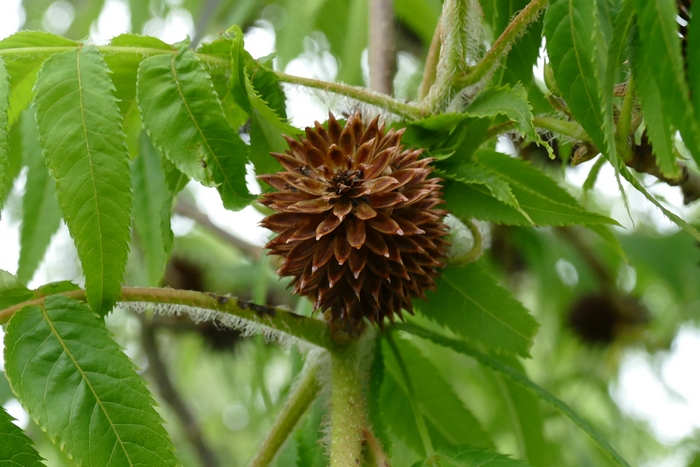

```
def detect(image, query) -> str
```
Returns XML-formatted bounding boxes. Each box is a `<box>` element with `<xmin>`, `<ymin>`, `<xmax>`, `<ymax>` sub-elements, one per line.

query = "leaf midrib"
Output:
<box><xmin>440</xmin><ymin>273</ymin><xmax>529</xmax><ymax>344</ymax></box>
<box><xmin>76</xmin><ymin>49</ymin><xmax>105</xmax><ymax>310</ymax></box>
<box><xmin>40</xmin><ymin>304</ymin><xmax>134</xmax><ymax>466</ymax></box>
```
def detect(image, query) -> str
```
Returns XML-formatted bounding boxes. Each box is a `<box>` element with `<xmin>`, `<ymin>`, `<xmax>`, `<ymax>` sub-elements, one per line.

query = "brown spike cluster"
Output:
<box><xmin>259</xmin><ymin>112</ymin><xmax>449</xmax><ymax>337</ymax></box>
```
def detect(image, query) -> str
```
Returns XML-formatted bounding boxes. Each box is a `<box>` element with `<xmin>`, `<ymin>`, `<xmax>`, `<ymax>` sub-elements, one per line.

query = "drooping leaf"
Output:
<box><xmin>467</xmin><ymin>84</ymin><xmax>550</xmax><ymax>157</ymax></box>
<box><xmin>419</xmin><ymin>262</ymin><xmax>538</xmax><ymax>357</ymax></box>
<box><xmin>132</xmin><ymin>133</ymin><xmax>173</xmax><ymax>286</ymax></box>
<box><xmin>0</xmin><ymin>57</ymin><xmax>10</xmax><ymax>212</ymax></box>
<box><xmin>444</xmin><ymin>150</ymin><xmax>616</xmax><ymax>226</ymax></box>
<box><xmin>418</xmin><ymin>445</ymin><xmax>529</xmax><ymax>467</ymax></box>
<box><xmin>249</xmin><ymin>112</ymin><xmax>292</xmax><ymax>182</ymax></box>
<box><xmin>688</xmin><ymin>0</ymin><xmax>700</xmax><ymax>133</ymax></box>
<box><xmin>438</xmin><ymin>161</ymin><xmax>532</xmax><ymax>224</ymax></box>
<box><xmin>17</xmin><ymin>109</ymin><xmax>61</xmax><ymax>284</ymax></box>
<box><xmin>0</xmin><ymin>406</ymin><xmax>44</xmax><ymax>467</ymax></box>
<box><xmin>137</xmin><ymin>47</ymin><xmax>254</xmax><ymax>210</ymax></box>
<box><xmin>619</xmin><ymin>166</ymin><xmax>700</xmax><ymax>242</ymax></box>
<box><xmin>0</xmin><ymin>32</ymin><xmax>78</xmax><ymax>125</ymax></box>
<box><xmin>104</xmin><ymin>34</ymin><xmax>174</xmax><ymax>157</ymax></box>
<box><xmin>33</xmin><ymin>46</ymin><xmax>132</xmax><ymax>316</ymax></box>
<box><xmin>3</xmin><ymin>295</ymin><xmax>179</xmax><ymax>466</ymax></box>
<box><xmin>400</xmin><ymin>324</ymin><xmax>631</xmax><ymax>467</ymax></box>
<box><xmin>382</xmin><ymin>337</ymin><xmax>493</xmax><ymax>458</ymax></box>
<box><xmin>492</xmin><ymin>357</ymin><xmax>549</xmax><ymax>467</ymax></box>
<box><xmin>403</xmin><ymin>113</ymin><xmax>490</xmax><ymax>161</ymax></box>
<box><xmin>632</xmin><ymin>0</ymin><xmax>699</xmax><ymax>174</ymax></box>
<box><xmin>0</xmin><ymin>270</ymin><xmax>32</xmax><ymax>311</ymax></box>
<box><xmin>544</xmin><ymin>0</ymin><xmax>617</xmax><ymax>167</ymax></box>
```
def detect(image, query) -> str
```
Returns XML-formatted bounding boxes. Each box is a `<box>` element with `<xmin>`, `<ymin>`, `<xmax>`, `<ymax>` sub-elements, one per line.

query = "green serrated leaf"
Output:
<box><xmin>32</xmin><ymin>281</ymin><xmax>81</xmax><ymax>298</ymax></box>
<box><xmin>137</xmin><ymin>47</ymin><xmax>254</xmax><ymax>210</ymax></box>
<box><xmin>17</xmin><ymin>109</ymin><xmax>61</xmax><ymax>284</ymax></box>
<box><xmin>445</xmin><ymin>151</ymin><xmax>616</xmax><ymax>226</ymax></box>
<box><xmin>104</xmin><ymin>34</ymin><xmax>174</xmax><ymax>158</ymax></box>
<box><xmin>632</xmin><ymin>0</ymin><xmax>697</xmax><ymax>175</ymax></box>
<box><xmin>439</xmin><ymin>161</ymin><xmax>533</xmax><ymax>224</ymax></box>
<box><xmin>33</xmin><ymin>46</ymin><xmax>132</xmax><ymax>316</ymax></box>
<box><xmin>0</xmin><ymin>32</ymin><xmax>78</xmax><ymax>126</ymax></box>
<box><xmin>132</xmin><ymin>133</ymin><xmax>174</xmax><ymax>286</ymax></box>
<box><xmin>404</xmin><ymin>113</ymin><xmax>491</xmax><ymax>161</ymax></box>
<box><xmin>0</xmin><ymin>270</ymin><xmax>32</xmax><ymax>311</ymax></box>
<box><xmin>4</xmin><ymin>295</ymin><xmax>179</xmax><ymax>466</ymax></box>
<box><xmin>688</xmin><ymin>0</ymin><xmax>700</xmax><ymax>136</ymax></box>
<box><xmin>419</xmin><ymin>262</ymin><xmax>538</xmax><ymax>357</ymax></box>
<box><xmin>0</xmin><ymin>406</ymin><xmax>45</xmax><ymax>467</ymax></box>
<box><xmin>619</xmin><ymin>166</ymin><xmax>700</xmax><ymax>242</ymax></box>
<box><xmin>467</xmin><ymin>84</ymin><xmax>551</xmax><ymax>158</ymax></box>
<box><xmin>420</xmin><ymin>445</ymin><xmax>530</xmax><ymax>467</ymax></box>
<box><xmin>382</xmin><ymin>337</ymin><xmax>493</xmax><ymax>458</ymax></box>
<box><xmin>544</xmin><ymin>0</ymin><xmax>617</xmax><ymax>166</ymax></box>
<box><xmin>400</xmin><ymin>324</ymin><xmax>631</xmax><ymax>467</ymax></box>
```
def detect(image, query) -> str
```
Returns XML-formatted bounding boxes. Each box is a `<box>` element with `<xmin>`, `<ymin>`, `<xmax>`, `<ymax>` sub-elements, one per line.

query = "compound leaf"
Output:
<box><xmin>3</xmin><ymin>295</ymin><xmax>179</xmax><ymax>466</ymax></box>
<box><xmin>33</xmin><ymin>46</ymin><xmax>132</xmax><ymax>316</ymax></box>
<box><xmin>419</xmin><ymin>262</ymin><xmax>538</xmax><ymax>357</ymax></box>
<box><xmin>137</xmin><ymin>48</ymin><xmax>253</xmax><ymax>210</ymax></box>
<box><xmin>0</xmin><ymin>406</ymin><xmax>44</xmax><ymax>467</ymax></box>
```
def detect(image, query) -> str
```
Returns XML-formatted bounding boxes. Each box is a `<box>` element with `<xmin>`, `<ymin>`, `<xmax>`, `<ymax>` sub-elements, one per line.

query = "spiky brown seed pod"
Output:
<box><xmin>258</xmin><ymin>112</ymin><xmax>449</xmax><ymax>337</ymax></box>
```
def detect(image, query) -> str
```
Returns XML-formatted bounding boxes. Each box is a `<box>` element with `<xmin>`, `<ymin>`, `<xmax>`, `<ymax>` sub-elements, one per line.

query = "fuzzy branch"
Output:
<box><xmin>0</xmin><ymin>287</ymin><xmax>334</xmax><ymax>350</ymax></box>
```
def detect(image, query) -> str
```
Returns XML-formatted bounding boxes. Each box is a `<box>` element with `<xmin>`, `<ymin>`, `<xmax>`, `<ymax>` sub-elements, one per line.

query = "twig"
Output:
<box><xmin>139</xmin><ymin>314</ymin><xmax>219</xmax><ymax>467</ymax></box>
<box><xmin>461</xmin><ymin>0</ymin><xmax>548</xmax><ymax>87</ymax></box>
<box><xmin>368</xmin><ymin>0</ymin><xmax>396</xmax><ymax>95</ymax></box>
<box><xmin>249</xmin><ymin>358</ymin><xmax>322</xmax><ymax>467</ymax></box>
<box><xmin>363</xmin><ymin>427</ymin><xmax>390</xmax><ymax>467</ymax></box>
<box><xmin>419</xmin><ymin>21</ymin><xmax>442</xmax><ymax>100</ymax></box>
<box><xmin>0</xmin><ymin>287</ymin><xmax>334</xmax><ymax>349</ymax></box>
<box><xmin>175</xmin><ymin>199</ymin><xmax>262</xmax><ymax>259</ymax></box>
<box><xmin>274</xmin><ymin>71</ymin><xmax>425</xmax><ymax>120</ymax></box>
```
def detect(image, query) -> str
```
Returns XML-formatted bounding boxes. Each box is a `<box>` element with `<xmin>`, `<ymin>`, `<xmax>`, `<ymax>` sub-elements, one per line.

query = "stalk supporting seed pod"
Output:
<box><xmin>259</xmin><ymin>112</ymin><xmax>449</xmax><ymax>341</ymax></box>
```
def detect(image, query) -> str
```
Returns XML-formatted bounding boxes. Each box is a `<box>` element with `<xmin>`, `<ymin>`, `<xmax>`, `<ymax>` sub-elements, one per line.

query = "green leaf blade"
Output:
<box><xmin>33</xmin><ymin>46</ymin><xmax>132</xmax><ymax>316</ymax></box>
<box><xmin>419</xmin><ymin>262</ymin><xmax>538</xmax><ymax>357</ymax></box>
<box><xmin>0</xmin><ymin>270</ymin><xmax>32</xmax><ymax>311</ymax></box>
<box><xmin>17</xmin><ymin>110</ymin><xmax>61</xmax><ymax>284</ymax></box>
<box><xmin>4</xmin><ymin>296</ymin><xmax>179</xmax><ymax>466</ymax></box>
<box><xmin>137</xmin><ymin>48</ymin><xmax>254</xmax><ymax>210</ymax></box>
<box><xmin>444</xmin><ymin>151</ymin><xmax>616</xmax><ymax>227</ymax></box>
<box><xmin>544</xmin><ymin>0</ymin><xmax>617</xmax><ymax>165</ymax></box>
<box><xmin>0</xmin><ymin>406</ymin><xmax>45</xmax><ymax>467</ymax></box>
<box><xmin>0</xmin><ymin>57</ymin><xmax>10</xmax><ymax>212</ymax></box>
<box><xmin>400</xmin><ymin>324</ymin><xmax>631</xmax><ymax>467</ymax></box>
<box><xmin>382</xmin><ymin>338</ymin><xmax>493</xmax><ymax>458</ymax></box>
<box><xmin>632</xmin><ymin>0</ymin><xmax>692</xmax><ymax>176</ymax></box>
<box><xmin>0</xmin><ymin>31</ymin><xmax>78</xmax><ymax>125</ymax></box>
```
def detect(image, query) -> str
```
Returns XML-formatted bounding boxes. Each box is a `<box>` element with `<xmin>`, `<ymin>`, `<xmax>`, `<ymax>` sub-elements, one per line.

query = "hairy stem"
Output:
<box><xmin>461</xmin><ymin>0</ymin><xmax>548</xmax><ymax>87</ymax></box>
<box><xmin>275</xmin><ymin>71</ymin><xmax>424</xmax><ymax>120</ymax></box>
<box><xmin>0</xmin><ymin>287</ymin><xmax>334</xmax><ymax>350</ymax></box>
<box><xmin>329</xmin><ymin>344</ymin><xmax>366</xmax><ymax>467</ymax></box>
<box><xmin>250</xmin><ymin>359</ymin><xmax>322</xmax><ymax>467</ymax></box>
<box><xmin>419</xmin><ymin>21</ymin><xmax>443</xmax><ymax>100</ymax></box>
<box><xmin>615</xmin><ymin>78</ymin><xmax>636</xmax><ymax>162</ymax></box>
